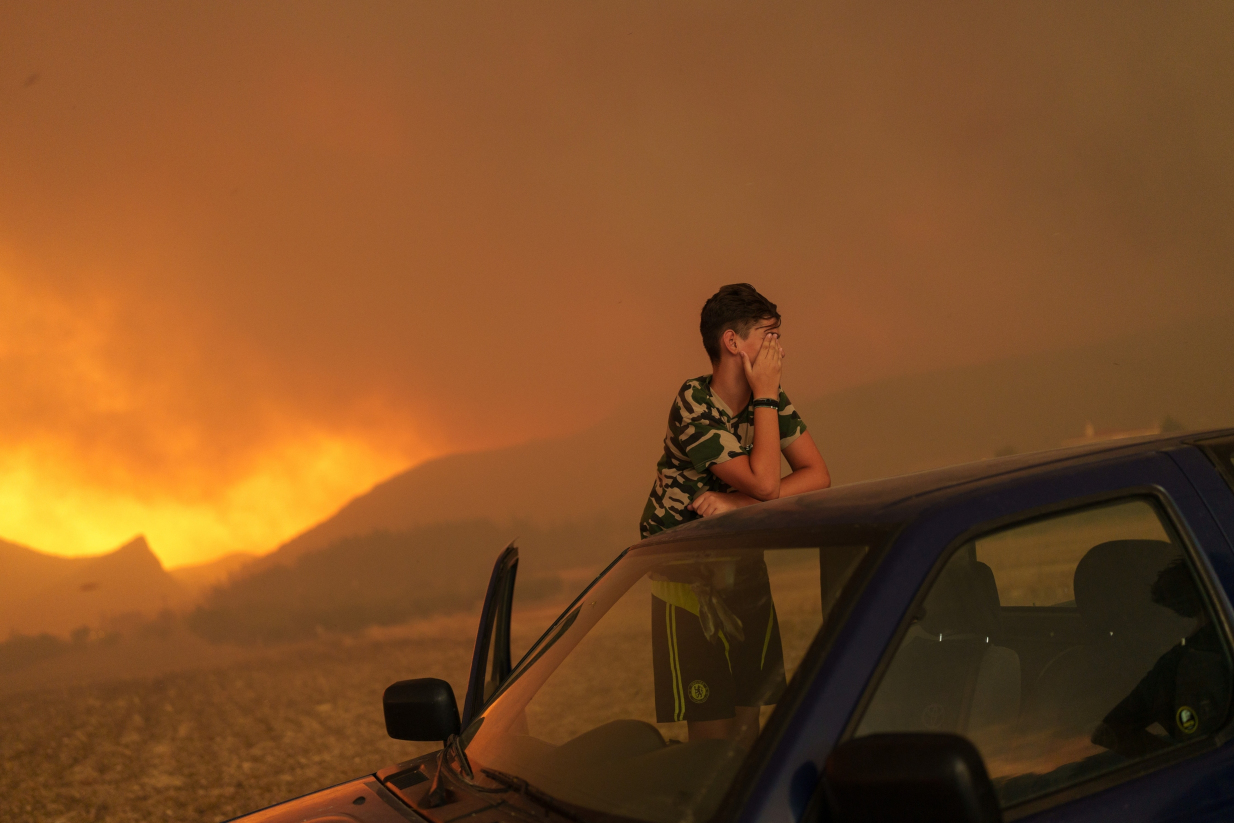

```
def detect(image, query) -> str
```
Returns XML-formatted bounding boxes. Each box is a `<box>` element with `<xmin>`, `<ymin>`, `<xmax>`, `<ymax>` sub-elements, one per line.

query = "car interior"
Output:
<box><xmin>857</xmin><ymin>510</ymin><xmax>1233</xmax><ymax>808</ymax></box>
<box><xmin>858</xmin><ymin>549</ymin><xmax>1021</xmax><ymax>737</ymax></box>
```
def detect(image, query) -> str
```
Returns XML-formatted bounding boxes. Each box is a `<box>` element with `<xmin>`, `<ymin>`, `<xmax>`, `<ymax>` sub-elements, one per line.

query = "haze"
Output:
<box><xmin>3</xmin><ymin>2</ymin><xmax>1233</xmax><ymax>566</ymax></box>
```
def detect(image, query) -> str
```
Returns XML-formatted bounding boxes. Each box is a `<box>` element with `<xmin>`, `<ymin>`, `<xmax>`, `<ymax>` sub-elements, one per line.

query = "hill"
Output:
<box><xmin>140</xmin><ymin>311</ymin><xmax>1234</xmax><ymax>644</ymax></box>
<box><xmin>0</xmin><ymin>536</ymin><xmax>189</xmax><ymax>637</ymax></box>
<box><xmin>167</xmin><ymin>552</ymin><xmax>257</xmax><ymax>596</ymax></box>
<box><xmin>15</xmin><ymin>313</ymin><xmax>1229</xmax><ymax>644</ymax></box>
<box><xmin>0</xmin><ymin>537</ymin><xmax>93</xmax><ymax>599</ymax></box>
<box><xmin>254</xmin><ymin>312</ymin><xmax>1234</xmax><ymax>573</ymax></box>
<box><xmin>187</xmin><ymin>521</ymin><xmax>577</xmax><ymax>644</ymax></box>
<box><xmin>796</xmin><ymin>311</ymin><xmax>1234</xmax><ymax>484</ymax></box>
<box><xmin>247</xmin><ymin>395</ymin><xmax>669</xmax><ymax>573</ymax></box>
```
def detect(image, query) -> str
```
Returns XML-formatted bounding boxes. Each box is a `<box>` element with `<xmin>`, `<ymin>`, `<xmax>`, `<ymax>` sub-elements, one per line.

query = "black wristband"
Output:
<box><xmin>751</xmin><ymin>397</ymin><xmax>779</xmax><ymax>410</ymax></box>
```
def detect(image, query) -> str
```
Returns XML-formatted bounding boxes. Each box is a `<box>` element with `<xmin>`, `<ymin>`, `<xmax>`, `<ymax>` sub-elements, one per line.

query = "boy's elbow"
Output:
<box><xmin>751</xmin><ymin>478</ymin><xmax>780</xmax><ymax>501</ymax></box>
<box><xmin>805</xmin><ymin>460</ymin><xmax>831</xmax><ymax>492</ymax></box>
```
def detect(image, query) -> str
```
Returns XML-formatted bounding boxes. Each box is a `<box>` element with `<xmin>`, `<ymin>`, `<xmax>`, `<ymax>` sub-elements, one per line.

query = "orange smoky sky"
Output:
<box><xmin>2</xmin><ymin>2</ymin><xmax>1233</xmax><ymax>567</ymax></box>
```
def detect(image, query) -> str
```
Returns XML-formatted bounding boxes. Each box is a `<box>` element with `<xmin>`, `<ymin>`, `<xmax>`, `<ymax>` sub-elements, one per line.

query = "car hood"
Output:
<box><xmin>223</xmin><ymin>775</ymin><xmax>422</xmax><ymax>823</ymax></box>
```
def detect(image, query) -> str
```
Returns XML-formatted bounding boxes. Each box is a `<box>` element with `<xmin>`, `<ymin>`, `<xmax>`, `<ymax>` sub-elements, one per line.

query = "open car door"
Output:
<box><xmin>460</xmin><ymin>540</ymin><xmax>518</xmax><ymax>727</ymax></box>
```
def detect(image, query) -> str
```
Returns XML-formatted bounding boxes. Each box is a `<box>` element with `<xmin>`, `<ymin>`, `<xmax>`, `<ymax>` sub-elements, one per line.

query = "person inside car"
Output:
<box><xmin>640</xmin><ymin>283</ymin><xmax>831</xmax><ymax>747</ymax></box>
<box><xmin>1091</xmin><ymin>558</ymin><xmax>1231</xmax><ymax>758</ymax></box>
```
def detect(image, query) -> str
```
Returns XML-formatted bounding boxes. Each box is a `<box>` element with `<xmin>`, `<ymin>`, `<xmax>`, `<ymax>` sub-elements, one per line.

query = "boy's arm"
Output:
<box><xmin>691</xmin><ymin>432</ymin><xmax>830</xmax><ymax>516</ymax></box>
<box><xmin>707</xmin><ymin>407</ymin><xmax>783</xmax><ymax>500</ymax></box>
<box><xmin>708</xmin><ymin>333</ymin><xmax>783</xmax><ymax>500</ymax></box>
<box><xmin>779</xmin><ymin>432</ymin><xmax>830</xmax><ymax>496</ymax></box>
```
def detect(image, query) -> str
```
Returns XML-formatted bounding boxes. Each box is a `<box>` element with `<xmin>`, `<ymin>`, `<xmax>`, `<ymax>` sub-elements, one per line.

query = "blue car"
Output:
<box><xmin>230</xmin><ymin>430</ymin><xmax>1234</xmax><ymax>823</ymax></box>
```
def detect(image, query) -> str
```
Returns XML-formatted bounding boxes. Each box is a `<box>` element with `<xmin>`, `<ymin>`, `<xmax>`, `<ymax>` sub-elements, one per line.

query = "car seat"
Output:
<box><xmin>859</xmin><ymin>553</ymin><xmax>1021</xmax><ymax>737</ymax></box>
<box><xmin>1024</xmin><ymin>540</ymin><xmax>1192</xmax><ymax>740</ymax></box>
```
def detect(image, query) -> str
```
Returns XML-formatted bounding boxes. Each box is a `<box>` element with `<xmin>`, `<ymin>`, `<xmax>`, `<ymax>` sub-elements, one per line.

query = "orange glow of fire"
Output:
<box><xmin>0</xmin><ymin>433</ymin><xmax>425</xmax><ymax>568</ymax></box>
<box><xmin>0</xmin><ymin>264</ymin><xmax>436</xmax><ymax>568</ymax></box>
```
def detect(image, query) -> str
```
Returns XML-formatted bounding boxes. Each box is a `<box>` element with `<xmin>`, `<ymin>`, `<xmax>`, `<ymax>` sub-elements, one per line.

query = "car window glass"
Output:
<box><xmin>483</xmin><ymin>622</ymin><xmax>500</xmax><ymax>701</ymax></box>
<box><xmin>977</xmin><ymin>499</ymin><xmax>1169</xmax><ymax>607</ymax></box>
<box><xmin>481</xmin><ymin>568</ymin><xmax>515</xmax><ymax>702</ymax></box>
<box><xmin>522</xmin><ymin>549</ymin><xmax>829</xmax><ymax>746</ymax></box>
<box><xmin>855</xmin><ymin>498</ymin><xmax>1233</xmax><ymax>809</ymax></box>
<box><xmin>465</xmin><ymin>545</ymin><xmax>867</xmax><ymax>823</ymax></box>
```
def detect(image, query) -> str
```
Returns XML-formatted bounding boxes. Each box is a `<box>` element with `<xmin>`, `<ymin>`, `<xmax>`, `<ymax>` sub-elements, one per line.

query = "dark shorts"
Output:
<box><xmin>651</xmin><ymin>574</ymin><xmax>787</xmax><ymax>723</ymax></box>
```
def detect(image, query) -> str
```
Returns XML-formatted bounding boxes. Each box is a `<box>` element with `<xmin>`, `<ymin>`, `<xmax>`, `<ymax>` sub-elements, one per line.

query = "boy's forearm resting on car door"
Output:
<box><xmin>692</xmin><ymin>432</ymin><xmax>830</xmax><ymax>517</ymax></box>
<box><xmin>710</xmin><ymin>430</ymin><xmax>829</xmax><ymax>501</ymax></box>
<box><xmin>709</xmin><ymin>406</ymin><xmax>783</xmax><ymax>500</ymax></box>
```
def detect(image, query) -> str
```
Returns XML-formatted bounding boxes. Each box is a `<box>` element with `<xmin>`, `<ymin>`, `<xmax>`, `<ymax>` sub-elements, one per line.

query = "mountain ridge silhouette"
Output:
<box><xmin>7</xmin><ymin>312</ymin><xmax>1231</xmax><ymax>640</ymax></box>
<box><xmin>249</xmin><ymin>311</ymin><xmax>1234</xmax><ymax>579</ymax></box>
<box><xmin>0</xmin><ymin>535</ymin><xmax>188</xmax><ymax>637</ymax></box>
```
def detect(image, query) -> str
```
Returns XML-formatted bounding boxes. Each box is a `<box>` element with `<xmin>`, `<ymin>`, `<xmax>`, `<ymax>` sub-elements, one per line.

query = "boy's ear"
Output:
<box><xmin>721</xmin><ymin>328</ymin><xmax>739</xmax><ymax>355</ymax></box>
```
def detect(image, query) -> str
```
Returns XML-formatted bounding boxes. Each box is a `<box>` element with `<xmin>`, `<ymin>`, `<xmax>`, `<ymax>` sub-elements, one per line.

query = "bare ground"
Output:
<box><xmin>0</xmin><ymin>559</ymin><xmax>824</xmax><ymax>823</ymax></box>
<box><xmin>0</xmin><ymin>607</ymin><xmax>565</xmax><ymax>823</ymax></box>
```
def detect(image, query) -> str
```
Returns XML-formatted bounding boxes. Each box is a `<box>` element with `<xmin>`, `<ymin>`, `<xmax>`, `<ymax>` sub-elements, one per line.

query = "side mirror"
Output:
<box><xmin>820</xmin><ymin>733</ymin><xmax>1001</xmax><ymax>823</ymax></box>
<box><xmin>383</xmin><ymin>678</ymin><xmax>461</xmax><ymax>742</ymax></box>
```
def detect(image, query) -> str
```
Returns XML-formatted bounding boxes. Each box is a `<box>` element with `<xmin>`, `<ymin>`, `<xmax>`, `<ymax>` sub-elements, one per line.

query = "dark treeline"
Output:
<box><xmin>0</xmin><ymin>613</ymin><xmax>178</xmax><ymax>673</ymax></box>
<box><xmin>186</xmin><ymin>517</ymin><xmax>623</xmax><ymax>644</ymax></box>
<box><xmin>0</xmin><ymin>632</ymin><xmax>79</xmax><ymax>671</ymax></box>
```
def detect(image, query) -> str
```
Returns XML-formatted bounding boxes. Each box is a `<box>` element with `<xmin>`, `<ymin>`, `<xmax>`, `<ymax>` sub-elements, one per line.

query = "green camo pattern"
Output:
<box><xmin>639</xmin><ymin>375</ymin><xmax>806</xmax><ymax>538</ymax></box>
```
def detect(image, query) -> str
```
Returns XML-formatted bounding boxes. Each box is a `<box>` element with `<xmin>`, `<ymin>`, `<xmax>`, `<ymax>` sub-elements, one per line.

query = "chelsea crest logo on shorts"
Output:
<box><xmin>688</xmin><ymin>680</ymin><xmax>710</xmax><ymax>703</ymax></box>
<box><xmin>1176</xmin><ymin>705</ymin><xmax>1199</xmax><ymax>734</ymax></box>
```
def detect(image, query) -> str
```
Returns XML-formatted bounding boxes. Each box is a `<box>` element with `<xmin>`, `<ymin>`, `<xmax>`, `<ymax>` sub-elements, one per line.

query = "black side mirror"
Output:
<box><xmin>383</xmin><ymin>678</ymin><xmax>461</xmax><ymax>742</ymax></box>
<box><xmin>820</xmin><ymin>733</ymin><xmax>1001</xmax><ymax>823</ymax></box>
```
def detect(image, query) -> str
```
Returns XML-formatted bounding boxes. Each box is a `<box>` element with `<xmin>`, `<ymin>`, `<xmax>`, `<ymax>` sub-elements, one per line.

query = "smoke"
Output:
<box><xmin>2</xmin><ymin>1</ymin><xmax>1232</xmax><ymax>564</ymax></box>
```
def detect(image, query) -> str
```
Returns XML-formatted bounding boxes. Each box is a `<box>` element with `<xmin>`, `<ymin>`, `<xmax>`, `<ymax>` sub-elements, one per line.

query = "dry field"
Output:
<box><xmin>976</xmin><ymin>498</ymin><xmax>1169</xmax><ymax>606</ymax></box>
<box><xmin>0</xmin><ymin>610</ymin><xmax>563</xmax><ymax>823</ymax></box>
<box><xmin>0</xmin><ymin>555</ymin><xmax>830</xmax><ymax>823</ymax></box>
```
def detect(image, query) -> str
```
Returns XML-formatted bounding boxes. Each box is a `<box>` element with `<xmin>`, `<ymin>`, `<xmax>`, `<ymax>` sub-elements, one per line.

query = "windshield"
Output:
<box><xmin>461</xmin><ymin>536</ymin><xmax>870</xmax><ymax>823</ymax></box>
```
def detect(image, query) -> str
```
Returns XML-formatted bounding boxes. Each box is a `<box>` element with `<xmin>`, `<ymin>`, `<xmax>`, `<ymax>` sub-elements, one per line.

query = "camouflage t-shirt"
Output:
<box><xmin>639</xmin><ymin>375</ymin><xmax>807</xmax><ymax>538</ymax></box>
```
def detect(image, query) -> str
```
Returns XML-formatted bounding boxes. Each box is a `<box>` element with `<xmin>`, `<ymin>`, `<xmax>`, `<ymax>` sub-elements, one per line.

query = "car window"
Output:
<box><xmin>463</xmin><ymin>543</ymin><xmax>869</xmax><ymax>823</ymax></box>
<box><xmin>855</xmin><ymin>498</ymin><xmax>1233</xmax><ymax>809</ymax></box>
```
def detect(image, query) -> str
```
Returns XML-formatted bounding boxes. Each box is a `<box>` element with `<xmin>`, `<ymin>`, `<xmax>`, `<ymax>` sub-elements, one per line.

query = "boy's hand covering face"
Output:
<box><xmin>740</xmin><ymin>329</ymin><xmax>783</xmax><ymax>399</ymax></box>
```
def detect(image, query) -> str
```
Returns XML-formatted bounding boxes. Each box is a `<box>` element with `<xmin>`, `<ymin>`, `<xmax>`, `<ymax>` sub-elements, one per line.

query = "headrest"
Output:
<box><xmin>920</xmin><ymin>559</ymin><xmax>1000</xmax><ymax>638</ymax></box>
<box><xmin>1073</xmin><ymin>539</ymin><xmax>1180</xmax><ymax>637</ymax></box>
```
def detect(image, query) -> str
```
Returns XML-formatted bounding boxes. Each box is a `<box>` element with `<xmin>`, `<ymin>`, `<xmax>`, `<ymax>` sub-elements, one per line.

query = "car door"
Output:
<box><xmin>460</xmin><ymin>541</ymin><xmax>519</xmax><ymax>728</ymax></box>
<box><xmin>1181</xmin><ymin>435</ymin><xmax>1234</xmax><ymax>557</ymax></box>
<box><xmin>735</xmin><ymin>451</ymin><xmax>1234</xmax><ymax>823</ymax></box>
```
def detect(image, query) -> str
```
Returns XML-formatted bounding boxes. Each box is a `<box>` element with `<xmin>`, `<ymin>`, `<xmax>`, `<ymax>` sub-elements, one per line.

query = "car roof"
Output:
<box><xmin>637</xmin><ymin>427</ymin><xmax>1234</xmax><ymax>546</ymax></box>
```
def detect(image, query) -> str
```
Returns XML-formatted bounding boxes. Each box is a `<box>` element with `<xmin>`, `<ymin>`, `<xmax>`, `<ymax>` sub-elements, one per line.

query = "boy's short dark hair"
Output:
<box><xmin>700</xmin><ymin>284</ymin><xmax>780</xmax><ymax>362</ymax></box>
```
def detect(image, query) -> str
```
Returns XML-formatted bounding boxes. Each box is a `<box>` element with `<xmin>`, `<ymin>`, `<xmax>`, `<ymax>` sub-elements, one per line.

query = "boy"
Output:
<box><xmin>641</xmin><ymin>283</ymin><xmax>830</xmax><ymax>748</ymax></box>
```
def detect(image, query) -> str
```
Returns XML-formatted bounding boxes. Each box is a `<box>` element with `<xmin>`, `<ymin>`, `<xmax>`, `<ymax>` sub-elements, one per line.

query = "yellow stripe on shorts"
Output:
<box><xmin>761</xmin><ymin>602</ymin><xmax>776</xmax><ymax>670</ymax></box>
<box><xmin>666</xmin><ymin>601</ymin><xmax>685</xmax><ymax>721</ymax></box>
<box><xmin>652</xmin><ymin>580</ymin><xmax>700</xmax><ymax>615</ymax></box>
